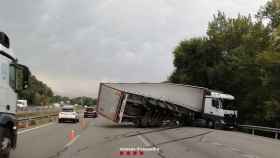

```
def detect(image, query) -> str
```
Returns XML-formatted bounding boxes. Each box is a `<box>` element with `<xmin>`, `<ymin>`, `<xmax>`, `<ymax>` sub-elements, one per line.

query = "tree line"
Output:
<box><xmin>169</xmin><ymin>0</ymin><xmax>280</xmax><ymax>127</ymax></box>
<box><xmin>18</xmin><ymin>75</ymin><xmax>53</xmax><ymax>106</ymax></box>
<box><xmin>51</xmin><ymin>95</ymin><xmax>97</xmax><ymax>106</ymax></box>
<box><xmin>18</xmin><ymin>75</ymin><xmax>96</xmax><ymax>106</ymax></box>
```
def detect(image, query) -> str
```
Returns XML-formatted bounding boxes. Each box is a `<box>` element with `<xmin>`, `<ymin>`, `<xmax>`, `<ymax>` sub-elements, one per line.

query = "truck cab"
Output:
<box><xmin>0</xmin><ymin>32</ymin><xmax>30</xmax><ymax>158</ymax></box>
<box><xmin>203</xmin><ymin>91</ymin><xmax>238</xmax><ymax>128</ymax></box>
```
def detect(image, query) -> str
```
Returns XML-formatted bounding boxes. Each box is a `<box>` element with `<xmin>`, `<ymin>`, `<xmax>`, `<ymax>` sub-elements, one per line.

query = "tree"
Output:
<box><xmin>70</xmin><ymin>97</ymin><xmax>97</xmax><ymax>106</ymax></box>
<box><xmin>170</xmin><ymin>37</ymin><xmax>211</xmax><ymax>87</ymax></box>
<box><xmin>257</xmin><ymin>0</ymin><xmax>280</xmax><ymax>29</ymax></box>
<box><xmin>18</xmin><ymin>75</ymin><xmax>54</xmax><ymax>106</ymax></box>
<box><xmin>169</xmin><ymin>10</ymin><xmax>273</xmax><ymax>125</ymax></box>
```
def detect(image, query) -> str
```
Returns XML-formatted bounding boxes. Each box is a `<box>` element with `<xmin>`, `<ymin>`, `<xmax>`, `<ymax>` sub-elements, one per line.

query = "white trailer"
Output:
<box><xmin>0</xmin><ymin>32</ymin><xmax>30</xmax><ymax>157</ymax></box>
<box><xmin>97</xmin><ymin>83</ymin><xmax>237</xmax><ymax>128</ymax></box>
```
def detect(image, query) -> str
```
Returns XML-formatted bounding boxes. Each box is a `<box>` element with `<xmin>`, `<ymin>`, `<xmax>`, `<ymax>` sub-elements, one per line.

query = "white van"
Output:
<box><xmin>16</xmin><ymin>100</ymin><xmax>28</xmax><ymax>108</ymax></box>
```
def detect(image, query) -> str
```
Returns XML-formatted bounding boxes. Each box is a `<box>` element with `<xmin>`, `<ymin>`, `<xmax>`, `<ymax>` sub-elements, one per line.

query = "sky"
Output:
<box><xmin>0</xmin><ymin>0</ymin><xmax>268</xmax><ymax>98</ymax></box>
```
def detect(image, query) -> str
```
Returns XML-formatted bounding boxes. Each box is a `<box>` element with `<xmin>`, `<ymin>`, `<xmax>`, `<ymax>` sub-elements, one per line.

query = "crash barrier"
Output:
<box><xmin>239</xmin><ymin>124</ymin><xmax>280</xmax><ymax>139</ymax></box>
<box><xmin>16</xmin><ymin>113</ymin><xmax>58</xmax><ymax>129</ymax></box>
<box><xmin>17</xmin><ymin>106</ymin><xmax>60</xmax><ymax>113</ymax></box>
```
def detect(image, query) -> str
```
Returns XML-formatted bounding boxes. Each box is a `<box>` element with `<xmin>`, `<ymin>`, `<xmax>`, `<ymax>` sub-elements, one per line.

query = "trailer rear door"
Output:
<box><xmin>97</xmin><ymin>84</ymin><xmax>123</xmax><ymax>121</ymax></box>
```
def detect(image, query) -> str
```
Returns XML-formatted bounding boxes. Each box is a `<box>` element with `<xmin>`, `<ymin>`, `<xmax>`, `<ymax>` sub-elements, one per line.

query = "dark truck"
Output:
<box><xmin>97</xmin><ymin>83</ymin><xmax>237</xmax><ymax>128</ymax></box>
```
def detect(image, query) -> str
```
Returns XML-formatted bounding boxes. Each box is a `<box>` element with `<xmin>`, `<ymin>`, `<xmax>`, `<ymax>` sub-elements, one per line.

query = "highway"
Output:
<box><xmin>11</xmin><ymin>117</ymin><xmax>280</xmax><ymax>158</ymax></box>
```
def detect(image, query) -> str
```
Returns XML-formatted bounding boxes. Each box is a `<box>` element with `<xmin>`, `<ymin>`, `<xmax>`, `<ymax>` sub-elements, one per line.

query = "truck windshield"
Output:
<box><xmin>221</xmin><ymin>99</ymin><xmax>235</xmax><ymax>110</ymax></box>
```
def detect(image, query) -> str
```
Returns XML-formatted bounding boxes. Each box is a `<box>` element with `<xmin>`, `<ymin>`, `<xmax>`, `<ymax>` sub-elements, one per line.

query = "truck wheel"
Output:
<box><xmin>149</xmin><ymin>120</ymin><xmax>160</xmax><ymax>127</ymax></box>
<box><xmin>0</xmin><ymin>127</ymin><xmax>12</xmax><ymax>158</ymax></box>
<box><xmin>141</xmin><ymin>117</ymin><xmax>149</xmax><ymax>128</ymax></box>
<box><xmin>0</xmin><ymin>150</ymin><xmax>9</xmax><ymax>158</ymax></box>
<box><xmin>207</xmin><ymin>120</ymin><xmax>215</xmax><ymax>129</ymax></box>
<box><xmin>134</xmin><ymin>119</ymin><xmax>142</xmax><ymax>128</ymax></box>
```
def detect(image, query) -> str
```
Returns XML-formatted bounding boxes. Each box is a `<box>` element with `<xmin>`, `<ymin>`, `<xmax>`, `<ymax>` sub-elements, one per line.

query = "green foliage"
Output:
<box><xmin>169</xmin><ymin>1</ymin><xmax>280</xmax><ymax>127</ymax></box>
<box><xmin>70</xmin><ymin>97</ymin><xmax>97</xmax><ymax>106</ymax></box>
<box><xmin>170</xmin><ymin>37</ymin><xmax>211</xmax><ymax>87</ymax></box>
<box><xmin>257</xmin><ymin>0</ymin><xmax>280</xmax><ymax>29</ymax></box>
<box><xmin>50</xmin><ymin>95</ymin><xmax>96</xmax><ymax>107</ymax></box>
<box><xmin>50</xmin><ymin>95</ymin><xmax>70</xmax><ymax>103</ymax></box>
<box><xmin>18</xmin><ymin>75</ymin><xmax>54</xmax><ymax>105</ymax></box>
<box><xmin>17</xmin><ymin>74</ymin><xmax>97</xmax><ymax>107</ymax></box>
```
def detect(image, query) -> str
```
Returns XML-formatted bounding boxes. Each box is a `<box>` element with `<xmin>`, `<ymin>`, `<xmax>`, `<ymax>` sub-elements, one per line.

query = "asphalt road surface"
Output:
<box><xmin>11</xmin><ymin>117</ymin><xmax>280</xmax><ymax>158</ymax></box>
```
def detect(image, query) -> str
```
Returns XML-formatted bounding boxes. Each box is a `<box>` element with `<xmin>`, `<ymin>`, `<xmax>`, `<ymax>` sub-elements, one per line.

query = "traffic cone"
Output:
<box><xmin>80</xmin><ymin>117</ymin><xmax>86</xmax><ymax>129</ymax></box>
<box><xmin>68</xmin><ymin>130</ymin><xmax>76</xmax><ymax>141</ymax></box>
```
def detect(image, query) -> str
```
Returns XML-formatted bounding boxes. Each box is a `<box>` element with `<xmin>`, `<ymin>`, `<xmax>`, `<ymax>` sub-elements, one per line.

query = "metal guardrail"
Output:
<box><xmin>239</xmin><ymin>125</ymin><xmax>280</xmax><ymax>139</ymax></box>
<box><xmin>16</xmin><ymin>113</ymin><xmax>58</xmax><ymax>128</ymax></box>
<box><xmin>17</xmin><ymin>106</ymin><xmax>60</xmax><ymax>113</ymax></box>
<box><xmin>17</xmin><ymin>114</ymin><xmax>58</xmax><ymax>121</ymax></box>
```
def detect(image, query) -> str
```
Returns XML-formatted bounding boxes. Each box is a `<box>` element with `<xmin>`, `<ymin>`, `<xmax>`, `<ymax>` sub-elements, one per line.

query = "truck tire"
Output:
<box><xmin>141</xmin><ymin>116</ymin><xmax>149</xmax><ymax>128</ymax></box>
<box><xmin>0</xmin><ymin>127</ymin><xmax>12</xmax><ymax>158</ymax></box>
<box><xmin>134</xmin><ymin>119</ymin><xmax>142</xmax><ymax>128</ymax></box>
<box><xmin>149</xmin><ymin>119</ymin><xmax>160</xmax><ymax>127</ymax></box>
<box><xmin>207</xmin><ymin>120</ymin><xmax>216</xmax><ymax>129</ymax></box>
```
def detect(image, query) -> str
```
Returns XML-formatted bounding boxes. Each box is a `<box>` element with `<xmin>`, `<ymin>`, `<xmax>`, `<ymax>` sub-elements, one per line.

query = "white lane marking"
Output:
<box><xmin>241</xmin><ymin>154</ymin><xmax>260</xmax><ymax>158</ymax></box>
<box><xmin>254</xmin><ymin>137</ymin><xmax>280</xmax><ymax>145</ymax></box>
<box><xmin>231</xmin><ymin>148</ymin><xmax>241</xmax><ymax>152</ymax></box>
<box><xmin>137</xmin><ymin>135</ymin><xmax>151</xmax><ymax>147</ymax></box>
<box><xmin>64</xmin><ymin>135</ymin><xmax>80</xmax><ymax>148</ymax></box>
<box><xmin>222</xmin><ymin>131</ymin><xmax>280</xmax><ymax>145</ymax></box>
<box><xmin>211</xmin><ymin>142</ymin><xmax>223</xmax><ymax>146</ymax></box>
<box><xmin>18</xmin><ymin>123</ymin><xmax>54</xmax><ymax>135</ymax></box>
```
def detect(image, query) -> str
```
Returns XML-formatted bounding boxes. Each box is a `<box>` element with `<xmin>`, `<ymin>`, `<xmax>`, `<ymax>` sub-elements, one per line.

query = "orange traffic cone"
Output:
<box><xmin>80</xmin><ymin>118</ymin><xmax>85</xmax><ymax>129</ymax></box>
<box><xmin>68</xmin><ymin>130</ymin><xmax>76</xmax><ymax>141</ymax></box>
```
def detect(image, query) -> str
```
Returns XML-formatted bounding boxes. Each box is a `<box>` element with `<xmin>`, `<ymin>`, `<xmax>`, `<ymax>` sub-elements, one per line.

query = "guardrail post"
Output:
<box><xmin>275</xmin><ymin>132</ymin><xmax>278</xmax><ymax>139</ymax></box>
<box><xmin>252</xmin><ymin>129</ymin><xmax>255</xmax><ymax>135</ymax></box>
<box><xmin>25</xmin><ymin>118</ymin><xmax>30</xmax><ymax>128</ymax></box>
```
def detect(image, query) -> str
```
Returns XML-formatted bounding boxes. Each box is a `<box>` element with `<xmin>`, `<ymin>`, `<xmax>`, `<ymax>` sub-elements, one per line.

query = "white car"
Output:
<box><xmin>58</xmin><ymin>105</ymin><xmax>79</xmax><ymax>123</ymax></box>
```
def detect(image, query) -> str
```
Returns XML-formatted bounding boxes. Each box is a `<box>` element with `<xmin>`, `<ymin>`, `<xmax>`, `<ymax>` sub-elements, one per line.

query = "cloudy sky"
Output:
<box><xmin>0</xmin><ymin>0</ymin><xmax>267</xmax><ymax>97</ymax></box>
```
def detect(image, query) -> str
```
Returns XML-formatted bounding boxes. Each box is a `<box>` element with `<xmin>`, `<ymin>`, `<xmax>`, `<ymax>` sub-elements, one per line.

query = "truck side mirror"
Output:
<box><xmin>19</xmin><ymin>64</ymin><xmax>30</xmax><ymax>89</ymax></box>
<box><xmin>10</xmin><ymin>63</ymin><xmax>30</xmax><ymax>91</ymax></box>
<box><xmin>17</xmin><ymin>64</ymin><xmax>30</xmax><ymax>90</ymax></box>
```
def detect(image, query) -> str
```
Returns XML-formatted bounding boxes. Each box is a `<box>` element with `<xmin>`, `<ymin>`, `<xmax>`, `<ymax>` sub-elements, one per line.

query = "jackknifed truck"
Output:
<box><xmin>97</xmin><ymin>83</ymin><xmax>237</xmax><ymax>128</ymax></box>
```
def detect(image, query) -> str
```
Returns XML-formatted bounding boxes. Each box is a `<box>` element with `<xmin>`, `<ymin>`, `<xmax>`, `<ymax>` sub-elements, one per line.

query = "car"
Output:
<box><xmin>58</xmin><ymin>105</ymin><xmax>79</xmax><ymax>123</ymax></box>
<box><xmin>84</xmin><ymin>107</ymin><xmax>97</xmax><ymax>118</ymax></box>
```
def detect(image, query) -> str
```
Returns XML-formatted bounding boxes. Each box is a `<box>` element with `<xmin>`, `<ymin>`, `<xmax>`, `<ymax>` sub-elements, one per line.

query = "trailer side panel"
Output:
<box><xmin>104</xmin><ymin>83</ymin><xmax>205</xmax><ymax>112</ymax></box>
